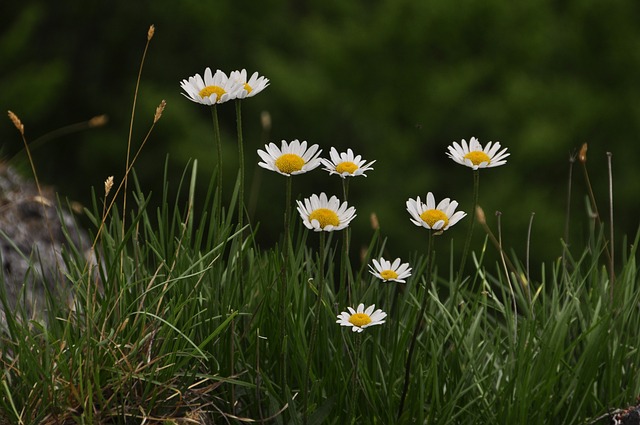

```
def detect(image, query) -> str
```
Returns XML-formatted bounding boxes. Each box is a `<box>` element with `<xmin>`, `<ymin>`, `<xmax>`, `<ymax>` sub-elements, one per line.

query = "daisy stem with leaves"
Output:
<box><xmin>458</xmin><ymin>169</ymin><xmax>479</xmax><ymax>282</ymax></box>
<box><xmin>398</xmin><ymin>231</ymin><xmax>435</xmax><ymax>419</ymax></box>
<box><xmin>303</xmin><ymin>231</ymin><xmax>327</xmax><ymax>425</ymax></box>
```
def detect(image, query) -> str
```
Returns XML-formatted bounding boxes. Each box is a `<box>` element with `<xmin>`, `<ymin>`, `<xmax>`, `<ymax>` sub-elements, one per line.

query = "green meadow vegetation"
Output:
<box><xmin>2</xmin><ymin>23</ymin><xmax>640</xmax><ymax>425</ymax></box>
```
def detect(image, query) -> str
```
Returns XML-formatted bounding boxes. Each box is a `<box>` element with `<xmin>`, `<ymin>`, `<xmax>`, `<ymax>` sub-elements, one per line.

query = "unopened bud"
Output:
<box><xmin>147</xmin><ymin>25</ymin><xmax>155</xmax><ymax>41</ymax></box>
<box><xmin>475</xmin><ymin>205</ymin><xmax>486</xmax><ymax>225</ymax></box>
<box><xmin>261</xmin><ymin>110</ymin><xmax>271</xmax><ymax>132</ymax></box>
<box><xmin>370</xmin><ymin>212</ymin><xmax>380</xmax><ymax>230</ymax></box>
<box><xmin>579</xmin><ymin>143</ymin><xmax>588</xmax><ymax>163</ymax></box>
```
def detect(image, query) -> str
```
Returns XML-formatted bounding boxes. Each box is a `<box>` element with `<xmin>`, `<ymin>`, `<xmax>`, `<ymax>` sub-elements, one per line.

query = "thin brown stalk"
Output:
<box><xmin>476</xmin><ymin>206</ymin><xmax>525</xmax><ymax>289</ymax></box>
<box><xmin>121</xmin><ymin>24</ymin><xmax>155</xmax><ymax>262</ymax></box>
<box><xmin>8</xmin><ymin>115</ymin><xmax>108</xmax><ymax>164</ymax></box>
<box><xmin>90</xmin><ymin>100</ymin><xmax>166</xmax><ymax>252</ymax></box>
<box><xmin>6</xmin><ymin>110</ymin><xmax>63</xmax><ymax>282</ymax></box>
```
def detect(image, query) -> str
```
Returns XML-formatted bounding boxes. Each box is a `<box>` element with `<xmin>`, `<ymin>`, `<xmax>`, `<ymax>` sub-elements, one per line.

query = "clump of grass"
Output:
<box><xmin>2</xmin><ymin>25</ymin><xmax>640</xmax><ymax>425</ymax></box>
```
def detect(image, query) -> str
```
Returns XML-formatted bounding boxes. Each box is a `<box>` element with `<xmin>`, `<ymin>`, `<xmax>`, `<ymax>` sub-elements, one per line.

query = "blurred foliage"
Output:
<box><xmin>2</xmin><ymin>0</ymin><xmax>640</xmax><ymax>277</ymax></box>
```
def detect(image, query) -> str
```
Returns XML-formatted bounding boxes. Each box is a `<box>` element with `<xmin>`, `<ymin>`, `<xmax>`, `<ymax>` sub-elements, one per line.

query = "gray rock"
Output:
<box><xmin>0</xmin><ymin>163</ymin><xmax>93</xmax><ymax>328</ymax></box>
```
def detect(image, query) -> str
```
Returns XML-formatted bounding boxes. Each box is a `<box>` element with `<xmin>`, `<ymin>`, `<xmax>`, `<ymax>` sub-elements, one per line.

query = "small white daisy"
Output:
<box><xmin>296</xmin><ymin>192</ymin><xmax>356</xmax><ymax>232</ymax></box>
<box><xmin>257</xmin><ymin>139</ymin><xmax>322</xmax><ymax>176</ymax></box>
<box><xmin>180</xmin><ymin>67</ymin><xmax>243</xmax><ymax>105</ymax></box>
<box><xmin>369</xmin><ymin>257</ymin><xmax>412</xmax><ymax>283</ymax></box>
<box><xmin>230</xmin><ymin>69</ymin><xmax>270</xmax><ymax>99</ymax></box>
<box><xmin>336</xmin><ymin>303</ymin><xmax>387</xmax><ymax>333</ymax></box>
<box><xmin>446</xmin><ymin>137</ymin><xmax>510</xmax><ymax>170</ymax></box>
<box><xmin>406</xmin><ymin>192</ymin><xmax>466</xmax><ymax>231</ymax></box>
<box><xmin>320</xmin><ymin>147</ymin><xmax>376</xmax><ymax>178</ymax></box>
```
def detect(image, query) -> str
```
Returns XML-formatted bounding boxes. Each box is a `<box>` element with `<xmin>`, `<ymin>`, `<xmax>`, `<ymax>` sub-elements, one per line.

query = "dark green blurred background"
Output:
<box><xmin>2</xmin><ymin>0</ymin><xmax>639</xmax><ymax>277</ymax></box>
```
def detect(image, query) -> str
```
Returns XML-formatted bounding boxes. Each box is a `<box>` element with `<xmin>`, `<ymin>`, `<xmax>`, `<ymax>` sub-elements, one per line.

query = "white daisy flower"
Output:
<box><xmin>369</xmin><ymin>257</ymin><xmax>412</xmax><ymax>283</ymax></box>
<box><xmin>230</xmin><ymin>69</ymin><xmax>270</xmax><ymax>99</ymax></box>
<box><xmin>406</xmin><ymin>192</ymin><xmax>466</xmax><ymax>231</ymax></box>
<box><xmin>320</xmin><ymin>147</ymin><xmax>376</xmax><ymax>178</ymax></box>
<box><xmin>446</xmin><ymin>137</ymin><xmax>510</xmax><ymax>170</ymax></box>
<box><xmin>180</xmin><ymin>67</ymin><xmax>243</xmax><ymax>105</ymax></box>
<box><xmin>296</xmin><ymin>192</ymin><xmax>356</xmax><ymax>232</ymax></box>
<box><xmin>257</xmin><ymin>139</ymin><xmax>322</xmax><ymax>176</ymax></box>
<box><xmin>336</xmin><ymin>303</ymin><xmax>387</xmax><ymax>333</ymax></box>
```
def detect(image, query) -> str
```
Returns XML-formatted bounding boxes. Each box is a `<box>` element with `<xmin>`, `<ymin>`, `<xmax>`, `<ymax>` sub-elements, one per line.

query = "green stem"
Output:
<box><xmin>341</xmin><ymin>178</ymin><xmax>351</xmax><ymax>303</ymax></box>
<box><xmin>235</xmin><ymin>99</ymin><xmax>245</xmax><ymax>227</ymax></box>
<box><xmin>234</xmin><ymin>99</ymin><xmax>246</xmax><ymax>311</ymax></box>
<box><xmin>348</xmin><ymin>333</ymin><xmax>362</xmax><ymax>423</ymax></box>
<box><xmin>210</xmin><ymin>104</ymin><xmax>222</xmax><ymax>216</ymax></box>
<box><xmin>458</xmin><ymin>169</ymin><xmax>479</xmax><ymax>282</ymax></box>
<box><xmin>398</xmin><ymin>231</ymin><xmax>434</xmax><ymax>419</ymax></box>
<box><xmin>279</xmin><ymin>177</ymin><xmax>292</xmax><ymax>390</ymax></box>
<box><xmin>304</xmin><ymin>231</ymin><xmax>327</xmax><ymax>425</ymax></box>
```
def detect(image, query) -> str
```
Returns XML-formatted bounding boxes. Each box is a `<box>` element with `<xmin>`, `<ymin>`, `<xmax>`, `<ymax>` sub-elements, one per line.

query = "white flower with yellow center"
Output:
<box><xmin>446</xmin><ymin>137</ymin><xmax>510</xmax><ymax>170</ymax></box>
<box><xmin>180</xmin><ymin>67</ymin><xmax>243</xmax><ymax>105</ymax></box>
<box><xmin>406</xmin><ymin>192</ymin><xmax>466</xmax><ymax>231</ymax></box>
<box><xmin>230</xmin><ymin>69</ymin><xmax>270</xmax><ymax>99</ymax></box>
<box><xmin>336</xmin><ymin>303</ymin><xmax>387</xmax><ymax>333</ymax></box>
<box><xmin>257</xmin><ymin>139</ymin><xmax>322</xmax><ymax>176</ymax></box>
<box><xmin>369</xmin><ymin>257</ymin><xmax>412</xmax><ymax>283</ymax></box>
<box><xmin>320</xmin><ymin>147</ymin><xmax>376</xmax><ymax>178</ymax></box>
<box><xmin>296</xmin><ymin>192</ymin><xmax>356</xmax><ymax>232</ymax></box>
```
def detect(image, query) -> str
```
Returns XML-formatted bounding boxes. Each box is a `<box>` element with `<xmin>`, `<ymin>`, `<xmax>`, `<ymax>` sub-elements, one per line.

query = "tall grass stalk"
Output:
<box><xmin>122</xmin><ymin>25</ymin><xmax>155</xmax><ymax>252</ymax></box>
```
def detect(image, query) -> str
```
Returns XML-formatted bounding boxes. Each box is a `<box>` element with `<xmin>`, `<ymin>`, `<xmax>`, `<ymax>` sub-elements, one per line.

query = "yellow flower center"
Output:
<box><xmin>349</xmin><ymin>313</ymin><xmax>372</xmax><ymax>328</ymax></box>
<box><xmin>275</xmin><ymin>153</ymin><xmax>305</xmax><ymax>174</ymax></box>
<box><xmin>420</xmin><ymin>209</ymin><xmax>449</xmax><ymax>228</ymax></box>
<box><xmin>308</xmin><ymin>208</ymin><xmax>340</xmax><ymax>228</ymax></box>
<box><xmin>336</xmin><ymin>161</ymin><xmax>358</xmax><ymax>174</ymax></box>
<box><xmin>380</xmin><ymin>270</ymin><xmax>399</xmax><ymax>280</ymax></box>
<box><xmin>243</xmin><ymin>82</ymin><xmax>253</xmax><ymax>94</ymax></box>
<box><xmin>464</xmin><ymin>150</ymin><xmax>491</xmax><ymax>165</ymax></box>
<box><xmin>199</xmin><ymin>85</ymin><xmax>226</xmax><ymax>101</ymax></box>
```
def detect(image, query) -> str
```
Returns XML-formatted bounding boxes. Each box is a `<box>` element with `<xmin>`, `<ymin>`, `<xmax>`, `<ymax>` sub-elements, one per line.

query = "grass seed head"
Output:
<box><xmin>7</xmin><ymin>110</ymin><xmax>24</xmax><ymax>135</ymax></box>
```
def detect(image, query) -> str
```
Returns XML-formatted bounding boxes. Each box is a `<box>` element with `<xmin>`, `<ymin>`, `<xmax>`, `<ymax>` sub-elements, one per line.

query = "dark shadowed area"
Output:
<box><xmin>2</xmin><ymin>0</ymin><xmax>640</xmax><ymax>276</ymax></box>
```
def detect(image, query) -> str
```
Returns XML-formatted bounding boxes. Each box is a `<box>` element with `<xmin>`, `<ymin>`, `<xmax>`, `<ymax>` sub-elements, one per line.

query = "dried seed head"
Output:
<box><xmin>89</xmin><ymin>114</ymin><xmax>108</xmax><ymax>127</ymax></box>
<box><xmin>370</xmin><ymin>212</ymin><xmax>379</xmax><ymax>230</ymax></box>
<box><xmin>147</xmin><ymin>24</ymin><xmax>155</xmax><ymax>41</ymax></box>
<box><xmin>154</xmin><ymin>100</ymin><xmax>166</xmax><ymax>123</ymax></box>
<box><xmin>579</xmin><ymin>143</ymin><xmax>588</xmax><ymax>163</ymax></box>
<box><xmin>7</xmin><ymin>110</ymin><xmax>24</xmax><ymax>135</ymax></box>
<box><xmin>104</xmin><ymin>176</ymin><xmax>114</xmax><ymax>196</ymax></box>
